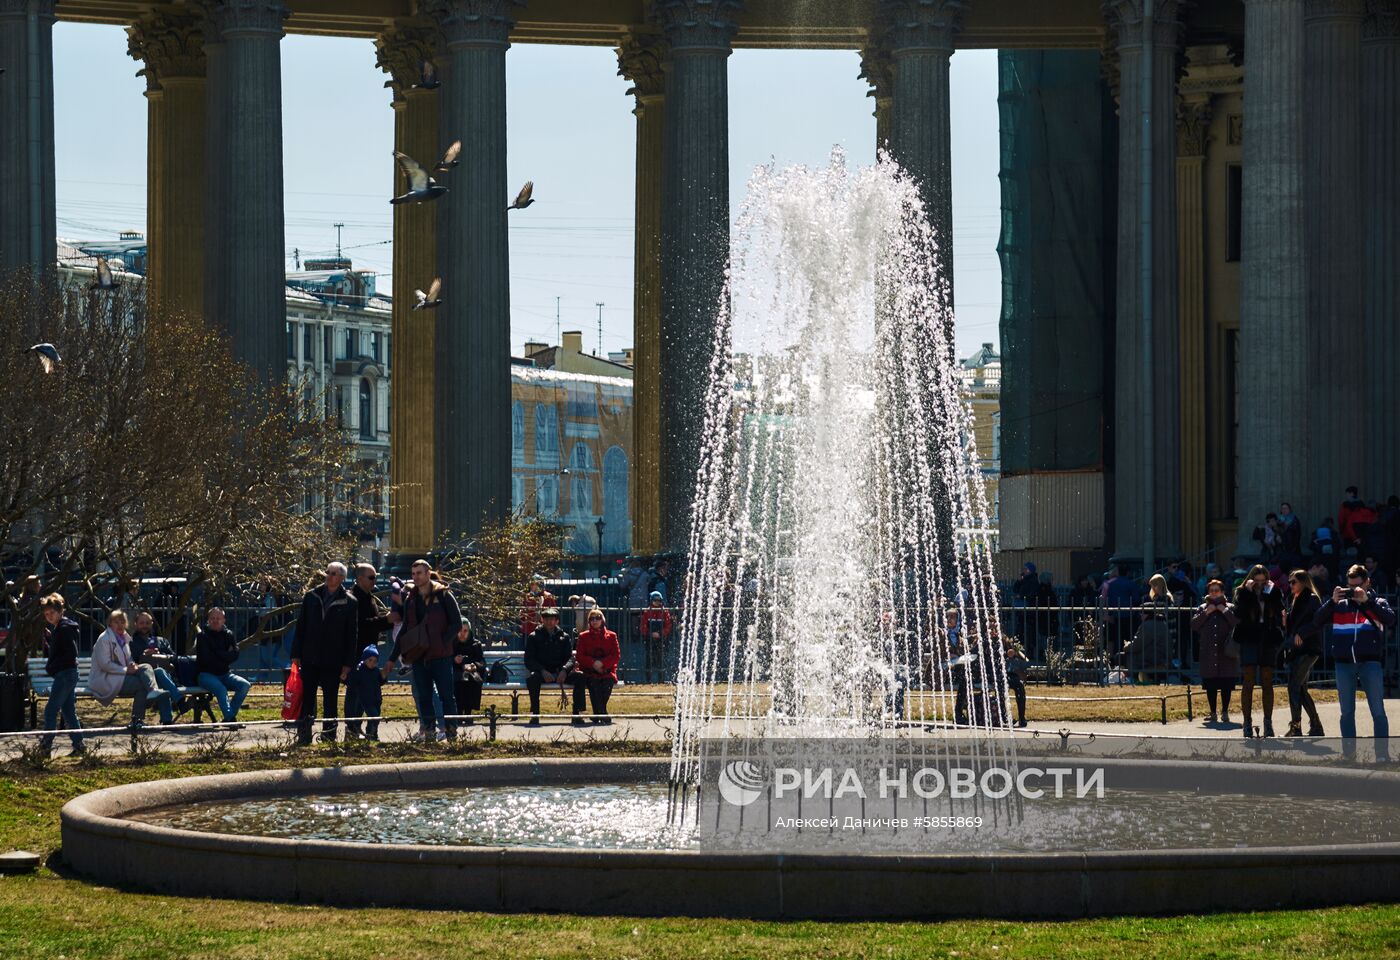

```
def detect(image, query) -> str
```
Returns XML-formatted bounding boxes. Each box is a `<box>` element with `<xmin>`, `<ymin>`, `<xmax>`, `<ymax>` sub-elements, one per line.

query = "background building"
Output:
<box><xmin>960</xmin><ymin>342</ymin><xmax>1001</xmax><ymax>526</ymax></box>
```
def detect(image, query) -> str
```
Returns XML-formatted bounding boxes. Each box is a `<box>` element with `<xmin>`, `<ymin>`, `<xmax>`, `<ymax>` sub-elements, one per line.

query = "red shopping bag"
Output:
<box><xmin>281</xmin><ymin>662</ymin><xmax>303</xmax><ymax>721</ymax></box>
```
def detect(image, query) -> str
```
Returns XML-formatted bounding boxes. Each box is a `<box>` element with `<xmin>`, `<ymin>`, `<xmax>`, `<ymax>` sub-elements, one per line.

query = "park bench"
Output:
<box><xmin>26</xmin><ymin>657</ymin><xmax>216</xmax><ymax>727</ymax></box>
<box><xmin>473</xmin><ymin>651</ymin><xmax>627</xmax><ymax>716</ymax></box>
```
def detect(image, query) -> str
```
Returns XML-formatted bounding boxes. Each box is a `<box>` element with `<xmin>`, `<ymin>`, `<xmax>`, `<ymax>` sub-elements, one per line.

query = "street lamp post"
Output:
<box><xmin>594</xmin><ymin>516</ymin><xmax>606</xmax><ymax>582</ymax></box>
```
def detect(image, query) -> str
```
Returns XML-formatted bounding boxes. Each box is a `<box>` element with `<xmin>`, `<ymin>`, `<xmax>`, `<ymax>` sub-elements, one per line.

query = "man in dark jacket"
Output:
<box><xmin>132</xmin><ymin>611</ymin><xmax>187</xmax><ymax>719</ymax></box>
<box><xmin>523</xmin><ymin>608</ymin><xmax>573</xmax><ymax>725</ymax></box>
<box><xmin>194</xmin><ymin>607</ymin><xmax>250</xmax><ymax>722</ymax></box>
<box><xmin>1313</xmin><ymin>563</ymin><xmax>1395</xmax><ymax>741</ymax></box>
<box><xmin>291</xmin><ymin>562</ymin><xmax>358</xmax><ymax>744</ymax></box>
<box><xmin>351</xmin><ymin>563</ymin><xmax>393</xmax><ymax>652</ymax></box>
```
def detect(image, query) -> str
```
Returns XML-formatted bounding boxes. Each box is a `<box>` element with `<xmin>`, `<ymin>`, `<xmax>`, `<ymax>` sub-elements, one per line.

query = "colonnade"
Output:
<box><xmin>2</xmin><ymin>0</ymin><xmax>1398</xmax><ymax>561</ymax></box>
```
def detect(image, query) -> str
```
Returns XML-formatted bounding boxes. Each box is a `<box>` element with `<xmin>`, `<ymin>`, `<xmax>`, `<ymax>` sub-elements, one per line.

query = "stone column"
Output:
<box><xmin>203</xmin><ymin>0</ymin><xmax>288</xmax><ymax>381</ymax></box>
<box><xmin>1176</xmin><ymin>94</ymin><xmax>1212</xmax><ymax>559</ymax></box>
<box><xmin>880</xmin><ymin>0</ymin><xmax>959</xmax><ymax>302</ymax></box>
<box><xmin>618</xmin><ymin>32</ymin><xmax>667</xmax><ymax>555</ymax></box>
<box><xmin>377</xmin><ymin>25</ymin><xmax>440</xmax><ymax>554</ymax></box>
<box><xmin>422</xmin><ymin>0</ymin><xmax>516</xmax><ymax>541</ymax></box>
<box><xmin>654</xmin><ymin>0</ymin><xmax>740</xmax><ymax>554</ymax></box>
<box><xmin>1304</xmin><ymin>0</ymin><xmax>1364</xmax><ymax>519</ymax></box>
<box><xmin>859</xmin><ymin>33</ymin><xmax>894</xmax><ymax>152</ymax></box>
<box><xmin>129</xmin><ymin>10</ymin><xmax>207</xmax><ymax>315</ymax></box>
<box><xmin>1238</xmin><ymin>0</ymin><xmax>1307</xmax><ymax>548</ymax></box>
<box><xmin>1363</xmin><ymin>0</ymin><xmax>1400</xmax><ymax>495</ymax></box>
<box><xmin>1104</xmin><ymin>0</ymin><xmax>1183</xmax><ymax>565</ymax></box>
<box><xmin>0</xmin><ymin>0</ymin><xmax>56</xmax><ymax>278</ymax></box>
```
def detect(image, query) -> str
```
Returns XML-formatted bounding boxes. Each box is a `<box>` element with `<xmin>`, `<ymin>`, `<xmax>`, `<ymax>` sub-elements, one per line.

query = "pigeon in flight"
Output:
<box><xmin>506</xmin><ymin>180</ymin><xmax>535</xmax><ymax>211</ymax></box>
<box><xmin>390</xmin><ymin>152</ymin><xmax>447</xmax><ymax>204</ymax></box>
<box><xmin>412</xmin><ymin>60</ymin><xmax>439</xmax><ymax>90</ymax></box>
<box><xmin>435</xmin><ymin>140</ymin><xmax>461</xmax><ymax>173</ymax></box>
<box><xmin>88</xmin><ymin>256</ymin><xmax>120</xmax><ymax>291</ymax></box>
<box><xmin>413</xmin><ymin>277</ymin><xmax>442</xmax><ymax>311</ymax></box>
<box><xmin>25</xmin><ymin>342</ymin><xmax>61</xmax><ymax>374</ymax></box>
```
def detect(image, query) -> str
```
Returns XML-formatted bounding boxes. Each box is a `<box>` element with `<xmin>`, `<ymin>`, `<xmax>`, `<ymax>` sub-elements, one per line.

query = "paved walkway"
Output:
<box><xmin>2</xmin><ymin>695</ymin><xmax>1392</xmax><ymax>760</ymax></box>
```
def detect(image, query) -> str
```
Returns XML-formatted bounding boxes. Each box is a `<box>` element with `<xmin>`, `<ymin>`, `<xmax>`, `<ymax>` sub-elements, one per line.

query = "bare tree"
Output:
<box><xmin>436</xmin><ymin>516</ymin><xmax>568</xmax><ymax>642</ymax></box>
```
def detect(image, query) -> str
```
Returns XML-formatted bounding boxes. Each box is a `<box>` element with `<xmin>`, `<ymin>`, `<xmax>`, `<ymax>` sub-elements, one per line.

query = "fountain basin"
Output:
<box><xmin>61</xmin><ymin>757</ymin><xmax>1400</xmax><ymax>919</ymax></box>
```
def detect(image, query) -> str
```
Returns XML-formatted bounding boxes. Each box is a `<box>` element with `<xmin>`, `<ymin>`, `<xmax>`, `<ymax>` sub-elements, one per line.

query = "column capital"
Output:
<box><xmin>128</xmin><ymin>9</ymin><xmax>207</xmax><ymax>87</ymax></box>
<box><xmin>419</xmin><ymin>0</ymin><xmax>518</xmax><ymax>50</ymax></box>
<box><xmin>650</xmin><ymin>0</ymin><xmax>742</xmax><ymax>54</ymax></box>
<box><xmin>1176</xmin><ymin>94</ymin><xmax>1214</xmax><ymax>157</ymax></box>
<box><xmin>1364</xmin><ymin>0</ymin><xmax>1400</xmax><ymax>38</ymax></box>
<box><xmin>376</xmin><ymin>23</ymin><xmax>438</xmax><ymax>96</ymax></box>
<box><xmin>1305</xmin><ymin>0</ymin><xmax>1364</xmax><ymax>21</ymax></box>
<box><xmin>617</xmin><ymin>31</ymin><xmax>667</xmax><ymax>103</ymax></box>
<box><xmin>878</xmin><ymin>0</ymin><xmax>964</xmax><ymax>56</ymax></box>
<box><xmin>859</xmin><ymin>32</ymin><xmax>895</xmax><ymax>103</ymax></box>
<box><xmin>204</xmin><ymin>0</ymin><xmax>288</xmax><ymax>39</ymax></box>
<box><xmin>1103</xmin><ymin>0</ymin><xmax>1187</xmax><ymax>48</ymax></box>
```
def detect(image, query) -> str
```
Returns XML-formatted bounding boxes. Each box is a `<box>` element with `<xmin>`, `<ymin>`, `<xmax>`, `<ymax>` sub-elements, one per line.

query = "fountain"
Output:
<box><xmin>59</xmin><ymin>155</ymin><xmax>1400</xmax><ymax>918</ymax></box>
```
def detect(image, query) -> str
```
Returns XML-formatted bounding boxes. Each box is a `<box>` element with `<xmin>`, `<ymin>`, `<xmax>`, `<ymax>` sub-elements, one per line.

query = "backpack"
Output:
<box><xmin>487</xmin><ymin>660</ymin><xmax>509</xmax><ymax>684</ymax></box>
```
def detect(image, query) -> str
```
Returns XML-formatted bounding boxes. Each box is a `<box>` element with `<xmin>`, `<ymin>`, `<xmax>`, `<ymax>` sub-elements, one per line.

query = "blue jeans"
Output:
<box><xmin>1335</xmin><ymin>660</ymin><xmax>1389</xmax><ymax>739</ymax></box>
<box><xmin>152</xmin><ymin>667</ymin><xmax>185</xmax><ymax>710</ymax></box>
<box><xmin>198</xmin><ymin>672</ymin><xmax>251</xmax><ymax>721</ymax></box>
<box><xmin>41</xmin><ymin>667</ymin><xmax>83</xmax><ymax>750</ymax></box>
<box><xmin>410</xmin><ymin>658</ymin><xmax>457</xmax><ymax>735</ymax></box>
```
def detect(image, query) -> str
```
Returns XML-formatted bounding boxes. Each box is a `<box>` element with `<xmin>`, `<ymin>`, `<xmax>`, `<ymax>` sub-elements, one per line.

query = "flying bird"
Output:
<box><xmin>24</xmin><ymin>342</ymin><xmax>61</xmax><ymax>374</ymax></box>
<box><xmin>412</xmin><ymin>60</ymin><xmax>439</xmax><ymax>90</ymax></box>
<box><xmin>435</xmin><ymin>139</ymin><xmax>461</xmax><ymax>173</ymax></box>
<box><xmin>88</xmin><ymin>256</ymin><xmax>119</xmax><ymax>290</ymax></box>
<box><xmin>506</xmin><ymin>180</ymin><xmax>535</xmax><ymax>211</ymax></box>
<box><xmin>390</xmin><ymin>152</ymin><xmax>448</xmax><ymax>204</ymax></box>
<box><xmin>413</xmin><ymin>277</ymin><xmax>442</xmax><ymax>310</ymax></box>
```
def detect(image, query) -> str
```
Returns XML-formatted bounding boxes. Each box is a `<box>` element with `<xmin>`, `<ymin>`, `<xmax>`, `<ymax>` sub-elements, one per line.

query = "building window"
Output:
<box><xmin>323</xmin><ymin>326</ymin><xmax>332</xmax><ymax>367</ymax></box>
<box><xmin>569</xmin><ymin>442</ymin><xmax>593</xmax><ymax>473</ymax></box>
<box><xmin>1226</xmin><ymin>164</ymin><xmax>1242</xmax><ymax>263</ymax></box>
<box><xmin>335</xmin><ymin>386</ymin><xmax>345</xmax><ymax>426</ymax></box>
<box><xmin>534</xmin><ymin>404</ymin><xmax>560</xmax><ymax>465</ymax></box>
<box><xmin>384</xmin><ymin>333</ymin><xmax>391</xmax><ymax>370</ymax></box>
<box><xmin>346</xmin><ymin>328</ymin><xmax>358</xmax><ymax>359</ymax></box>
<box><xmin>359</xmin><ymin>378</ymin><xmax>373</xmax><ymax>440</ymax></box>
<box><xmin>602</xmin><ymin>445</ymin><xmax>629</xmax><ymax>553</ymax></box>
<box><xmin>512</xmin><ymin>401</ymin><xmax>525</xmax><ymax>465</ymax></box>
<box><xmin>287</xmin><ymin>322</ymin><xmax>296</xmax><ymax>360</ymax></box>
<box><xmin>371</xmin><ymin>332</ymin><xmax>382</xmax><ymax>364</ymax></box>
<box><xmin>571</xmin><ymin>473</ymin><xmax>592</xmax><ymax>517</ymax></box>
<box><xmin>535</xmin><ymin>474</ymin><xmax>558</xmax><ymax>515</ymax></box>
<box><xmin>303</xmin><ymin>323</ymin><xmax>314</xmax><ymax>364</ymax></box>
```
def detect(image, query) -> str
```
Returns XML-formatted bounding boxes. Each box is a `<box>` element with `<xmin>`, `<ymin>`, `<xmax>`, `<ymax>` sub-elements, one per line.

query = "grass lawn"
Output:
<box><xmin>62</xmin><ymin>682</ymin><xmax>1335</xmax><ymax>728</ymax></box>
<box><xmin>1</xmin><ymin>746</ymin><xmax>1397</xmax><ymax>960</ymax></box>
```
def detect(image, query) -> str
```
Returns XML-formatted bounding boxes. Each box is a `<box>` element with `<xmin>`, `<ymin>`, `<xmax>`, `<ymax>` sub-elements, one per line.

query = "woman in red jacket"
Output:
<box><xmin>571</xmin><ymin>608</ymin><xmax>620</xmax><ymax>725</ymax></box>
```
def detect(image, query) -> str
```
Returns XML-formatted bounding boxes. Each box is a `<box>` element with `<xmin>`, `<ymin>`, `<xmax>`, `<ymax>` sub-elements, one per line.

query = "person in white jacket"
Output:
<box><xmin>90</xmin><ymin>609</ymin><xmax>173</xmax><ymax>727</ymax></box>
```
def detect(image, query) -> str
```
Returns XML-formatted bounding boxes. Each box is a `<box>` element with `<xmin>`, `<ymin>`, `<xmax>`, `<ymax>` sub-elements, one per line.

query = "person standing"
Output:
<box><xmin>1191</xmin><ymin>579</ymin><xmax>1240</xmax><ymax>724</ymax></box>
<box><xmin>1234</xmin><ymin>564</ymin><xmax>1285</xmax><ymax>738</ymax></box>
<box><xmin>523</xmin><ymin>608</ymin><xmax>573</xmax><ymax>725</ymax></box>
<box><xmin>38</xmin><ymin>594</ymin><xmax>83</xmax><ymax>756</ymax></box>
<box><xmin>195</xmin><ymin>607</ymin><xmax>251</xmax><ymax>723</ymax></box>
<box><xmin>350</xmin><ymin>564</ymin><xmax>392</xmax><ymax>656</ymax></box>
<box><xmin>453</xmin><ymin>621</ymin><xmax>487</xmax><ymax>725</ymax></box>
<box><xmin>1125</xmin><ymin>575</ymin><xmax>1173</xmax><ymax>683</ymax></box>
<box><xmin>397</xmin><ymin>559</ymin><xmax>462</xmax><ymax>741</ymax></box>
<box><xmin>572</xmin><ymin>608</ymin><xmax>620</xmax><ymax>725</ymax></box>
<box><xmin>639</xmin><ymin>591</ymin><xmax>673</xmax><ymax>683</ymax></box>
<box><xmin>1282</xmin><ymin>569</ymin><xmax>1325</xmax><ymax>737</ymax></box>
<box><xmin>344</xmin><ymin>645</ymin><xmax>389</xmax><ymax>740</ymax></box>
<box><xmin>1002</xmin><ymin>634</ymin><xmax>1028</xmax><ymax>728</ymax></box>
<box><xmin>521</xmin><ymin>574</ymin><xmax>556</xmax><ymax>640</ymax></box>
<box><xmin>1313</xmin><ymin>563</ymin><xmax>1395</xmax><ymax>740</ymax></box>
<box><xmin>291</xmin><ymin>562</ymin><xmax>359</xmax><ymax>745</ymax></box>
<box><xmin>89</xmin><ymin>609</ymin><xmax>173</xmax><ymax>728</ymax></box>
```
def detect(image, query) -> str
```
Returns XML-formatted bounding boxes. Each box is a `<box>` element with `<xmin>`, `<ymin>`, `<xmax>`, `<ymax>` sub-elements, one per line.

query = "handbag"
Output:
<box><xmin>281</xmin><ymin>662</ymin><xmax>303</xmax><ymax>721</ymax></box>
<box><xmin>1224</xmin><ymin>637</ymin><xmax>1241</xmax><ymax>659</ymax></box>
<box><xmin>396</xmin><ymin>620</ymin><xmax>430</xmax><ymax>664</ymax></box>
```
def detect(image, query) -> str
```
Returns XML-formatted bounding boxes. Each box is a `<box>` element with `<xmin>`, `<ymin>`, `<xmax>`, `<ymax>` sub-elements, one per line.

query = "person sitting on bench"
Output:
<box><xmin>91</xmin><ymin>609</ymin><xmax>174</xmax><ymax>728</ymax></box>
<box><xmin>572</xmin><ymin>608</ymin><xmax>620</xmax><ymax>726</ymax></box>
<box><xmin>132</xmin><ymin>612</ymin><xmax>188</xmax><ymax>720</ymax></box>
<box><xmin>453</xmin><ymin>621</ymin><xmax>487</xmax><ymax>725</ymax></box>
<box><xmin>524</xmin><ymin>608</ymin><xmax>573</xmax><ymax>726</ymax></box>
<box><xmin>196</xmin><ymin>607</ymin><xmax>251</xmax><ymax>723</ymax></box>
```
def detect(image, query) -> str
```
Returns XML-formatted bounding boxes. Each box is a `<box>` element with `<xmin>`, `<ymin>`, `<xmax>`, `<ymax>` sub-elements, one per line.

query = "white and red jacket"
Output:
<box><xmin>1315</xmin><ymin>592</ymin><xmax>1396</xmax><ymax>663</ymax></box>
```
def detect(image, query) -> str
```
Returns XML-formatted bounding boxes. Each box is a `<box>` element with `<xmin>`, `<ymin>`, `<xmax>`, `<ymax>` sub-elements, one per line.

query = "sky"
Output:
<box><xmin>52</xmin><ymin>24</ymin><xmax>1003</xmax><ymax>359</ymax></box>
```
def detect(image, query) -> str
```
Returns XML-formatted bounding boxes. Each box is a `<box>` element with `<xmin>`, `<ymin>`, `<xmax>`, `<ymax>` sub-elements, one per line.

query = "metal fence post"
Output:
<box><xmin>486</xmin><ymin>704</ymin><xmax>497</xmax><ymax>741</ymax></box>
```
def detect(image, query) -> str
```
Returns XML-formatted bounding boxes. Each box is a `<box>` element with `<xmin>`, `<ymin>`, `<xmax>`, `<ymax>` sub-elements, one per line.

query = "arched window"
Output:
<box><xmin>603</xmin><ymin>446</ymin><xmax>629</xmax><ymax>553</ymax></box>
<box><xmin>359</xmin><ymin>378</ymin><xmax>373</xmax><ymax>439</ymax></box>
<box><xmin>512</xmin><ymin>401</ymin><xmax>525</xmax><ymax>466</ymax></box>
<box><xmin>534</xmin><ymin>404</ymin><xmax>559</xmax><ymax>466</ymax></box>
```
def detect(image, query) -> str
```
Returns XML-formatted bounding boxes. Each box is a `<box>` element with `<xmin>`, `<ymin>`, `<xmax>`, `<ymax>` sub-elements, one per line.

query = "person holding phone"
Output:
<box><xmin>1191</xmin><ymin>579</ymin><xmax>1240</xmax><ymax>725</ymax></box>
<box><xmin>1233</xmin><ymin>564</ymin><xmax>1284</xmax><ymax>738</ymax></box>
<box><xmin>1313</xmin><ymin>563</ymin><xmax>1395</xmax><ymax>741</ymax></box>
